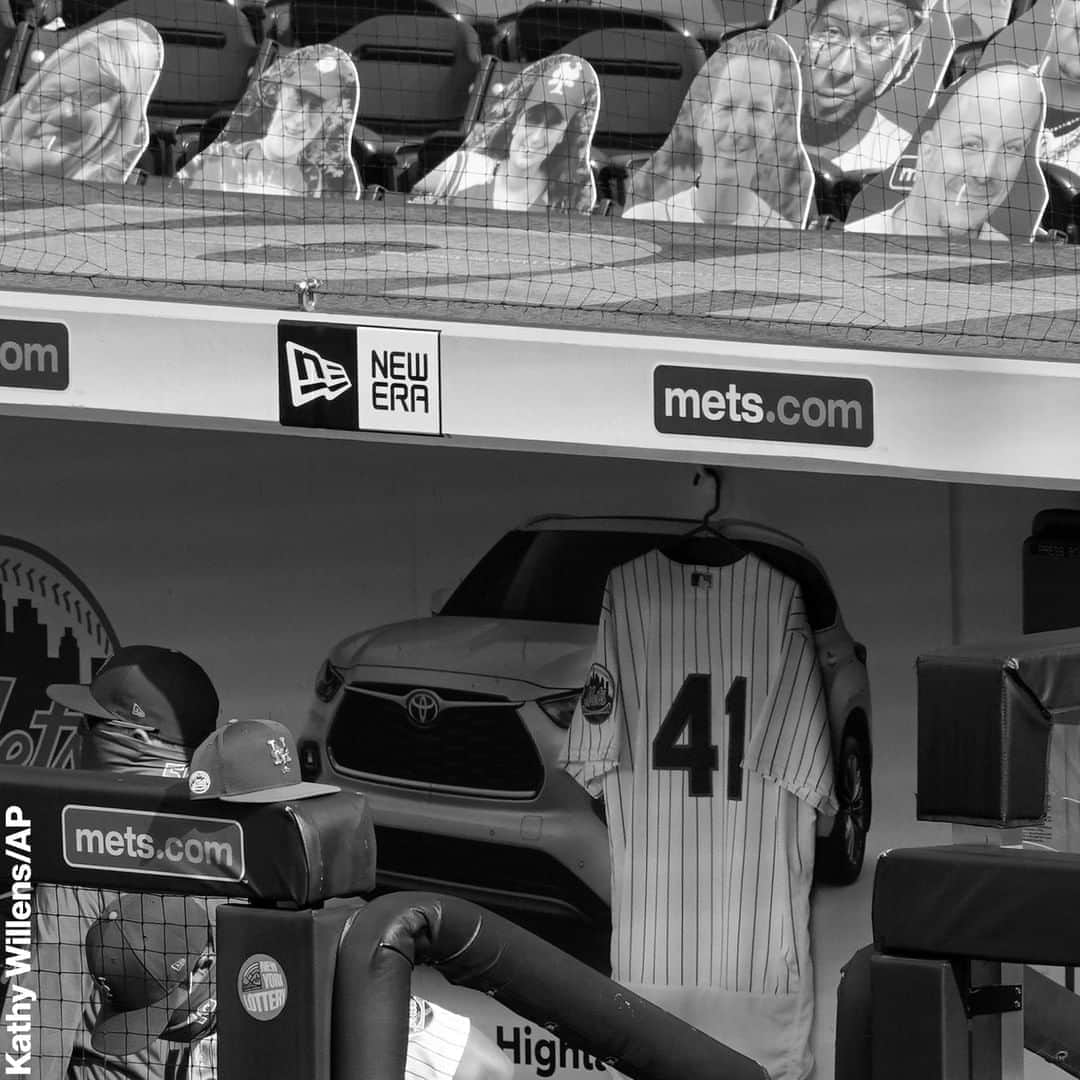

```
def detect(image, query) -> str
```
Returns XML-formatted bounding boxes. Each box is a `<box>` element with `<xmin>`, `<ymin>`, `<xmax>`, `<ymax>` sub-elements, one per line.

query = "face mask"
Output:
<box><xmin>76</xmin><ymin>718</ymin><xmax>191</xmax><ymax>777</ymax></box>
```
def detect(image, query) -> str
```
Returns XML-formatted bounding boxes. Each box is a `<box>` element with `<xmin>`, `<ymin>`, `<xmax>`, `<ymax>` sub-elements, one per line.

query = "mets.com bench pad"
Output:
<box><xmin>873</xmin><ymin>844</ymin><xmax>1080</xmax><ymax>966</ymax></box>
<box><xmin>0</xmin><ymin>763</ymin><xmax>376</xmax><ymax>904</ymax></box>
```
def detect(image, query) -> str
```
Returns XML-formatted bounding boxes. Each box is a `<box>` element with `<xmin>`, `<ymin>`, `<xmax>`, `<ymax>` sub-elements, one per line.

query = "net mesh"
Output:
<box><xmin>0</xmin><ymin>0</ymin><xmax>1079</xmax><ymax>351</ymax></box>
<box><xmin>2</xmin><ymin>883</ymin><xmax>223</xmax><ymax>1080</ymax></box>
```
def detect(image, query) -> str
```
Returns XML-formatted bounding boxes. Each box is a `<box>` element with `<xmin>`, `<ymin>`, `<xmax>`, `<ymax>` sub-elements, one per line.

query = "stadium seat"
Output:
<box><xmin>0</xmin><ymin>18</ymin><xmax>32</xmax><ymax>101</ymax></box>
<box><xmin>330</xmin><ymin>12</ymin><xmax>481</xmax><ymax>188</ymax></box>
<box><xmin>810</xmin><ymin>165</ymin><xmax>866</xmax><ymax>228</ymax></box>
<box><xmin>288</xmin><ymin>0</ymin><xmax>476</xmax><ymax>46</ymax></box>
<box><xmin>562</xmin><ymin>27</ymin><xmax>706</xmax><ymax>182</ymax></box>
<box><xmin>941</xmin><ymin>33</ymin><xmax>992</xmax><ymax>88</ymax></box>
<box><xmin>402</xmin><ymin>53</ymin><xmax>526</xmax><ymax>189</ymax></box>
<box><xmin>1040</xmin><ymin>163</ymin><xmax>1080</xmax><ymax>243</ymax></box>
<box><xmin>714</xmin><ymin>0</ymin><xmax>780</xmax><ymax>38</ymax></box>
<box><xmin>90</xmin><ymin>0</ymin><xmax>257</xmax><ymax>116</ymax></box>
<box><xmin>499</xmin><ymin>1</ymin><xmax>707</xmax><ymax>63</ymax></box>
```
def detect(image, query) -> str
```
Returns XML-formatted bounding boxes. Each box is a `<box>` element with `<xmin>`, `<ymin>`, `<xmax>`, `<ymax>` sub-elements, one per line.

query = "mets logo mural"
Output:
<box><xmin>0</xmin><ymin>536</ymin><xmax>119</xmax><ymax>768</ymax></box>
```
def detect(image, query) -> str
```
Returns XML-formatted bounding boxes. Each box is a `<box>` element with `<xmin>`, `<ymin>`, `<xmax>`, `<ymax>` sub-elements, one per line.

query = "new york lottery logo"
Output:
<box><xmin>238</xmin><ymin>954</ymin><xmax>288</xmax><ymax>1021</ymax></box>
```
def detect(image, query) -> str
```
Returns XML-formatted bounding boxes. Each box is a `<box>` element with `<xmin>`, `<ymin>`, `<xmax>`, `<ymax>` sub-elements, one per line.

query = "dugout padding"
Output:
<box><xmin>842</xmin><ymin>844</ymin><xmax>1080</xmax><ymax>1079</ymax></box>
<box><xmin>873</xmin><ymin>844</ymin><xmax>1080</xmax><ymax>966</ymax></box>
<box><xmin>833</xmin><ymin>845</ymin><xmax>1080</xmax><ymax>1079</ymax></box>
<box><xmin>916</xmin><ymin>629</ymin><xmax>1080</xmax><ymax>827</ymax></box>
<box><xmin>0</xmin><ymin>763</ymin><xmax>376</xmax><ymax>902</ymax></box>
<box><xmin>331</xmin><ymin>891</ymin><xmax>770</xmax><ymax>1080</ymax></box>
<box><xmin>216</xmin><ymin>900</ymin><xmax>366</xmax><ymax>1080</ymax></box>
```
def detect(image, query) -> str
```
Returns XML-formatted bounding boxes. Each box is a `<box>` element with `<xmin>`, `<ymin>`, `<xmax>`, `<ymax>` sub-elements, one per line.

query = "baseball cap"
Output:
<box><xmin>85</xmin><ymin>894</ymin><xmax>212</xmax><ymax>1056</ymax></box>
<box><xmin>187</xmin><ymin>718</ymin><xmax>339</xmax><ymax>803</ymax></box>
<box><xmin>47</xmin><ymin>645</ymin><xmax>219</xmax><ymax>749</ymax></box>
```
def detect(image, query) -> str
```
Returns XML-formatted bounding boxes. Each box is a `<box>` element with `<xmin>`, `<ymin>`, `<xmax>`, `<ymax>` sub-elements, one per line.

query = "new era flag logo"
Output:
<box><xmin>278</xmin><ymin>320</ymin><xmax>441</xmax><ymax>436</ymax></box>
<box><xmin>278</xmin><ymin>323</ymin><xmax>359</xmax><ymax>431</ymax></box>
<box><xmin>285</xmin><ymin>341</ymin><xmax>352</xmax><ymax>406</ymax></box>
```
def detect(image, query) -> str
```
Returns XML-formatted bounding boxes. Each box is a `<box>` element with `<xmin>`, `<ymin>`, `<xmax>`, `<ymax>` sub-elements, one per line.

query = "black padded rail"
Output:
<box><xmin>333</xmin><ymin>891</ymin><xmax>769</xmax><ymax>1080</ymax></box>
<box><xmin>0</xmin><ymin>764</ymin><xmax>375</xmax><ymax>905</ymax></box>
<box><xmin>915</xmin><ymin>627</ymin><xmax>1080</xmax><ymax>826</ymax></box>
<box><xmin>918</xmin><ymin>627</ymin><xmax>1080</xmax><ymax>725</ymax></box>
<box><xmin>873</xmin><ymin>845</ymin><xmax>1080</xmax><ymax>966</ymax></box>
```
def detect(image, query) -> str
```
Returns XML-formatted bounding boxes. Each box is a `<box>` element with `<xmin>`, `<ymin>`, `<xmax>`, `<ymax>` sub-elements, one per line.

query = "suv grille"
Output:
<box><xmin>327</xmin><ymin>684</ymin><xmax>545</xmax><ymax>796</ymax></box>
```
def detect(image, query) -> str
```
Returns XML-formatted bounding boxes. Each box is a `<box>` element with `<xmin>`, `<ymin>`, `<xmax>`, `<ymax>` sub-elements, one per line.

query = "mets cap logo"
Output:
<box><xmin>267</xmin><ymin>737</ymin><xmax>292</xmax><ymax>774</ymax></box>
<box><xmin>547</xmin><ymin>57</ymin><xmax>584</xmax><ymax>95</ymax></box>
<box><xmin>405</xmin><ymin>689</ymin><xmax>440</xmax><ymax>729</ymax></box>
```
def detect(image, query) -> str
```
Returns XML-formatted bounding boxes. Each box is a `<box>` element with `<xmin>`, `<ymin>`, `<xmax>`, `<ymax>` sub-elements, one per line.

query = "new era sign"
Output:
<box><xmin>278</xmin><ymin>321</ymin><xmax>442</xmax><ymax>436</ymax></box>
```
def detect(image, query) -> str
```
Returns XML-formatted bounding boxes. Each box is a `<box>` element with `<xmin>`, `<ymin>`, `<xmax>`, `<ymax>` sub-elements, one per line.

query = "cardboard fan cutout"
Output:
<box><xmin>179</xmin><ymin>44</ymin><xmax>362</xmax><ymax>199</ymax></box>
<box><xmin>0</xmin><ymin>17</ymin><xmax>162</xmax><ymax>184</ymax></box>
<box><xmin>980</xmin><ymin>0</ymin><xmax>1080</xmax><ymax>181</ymax></box>
<box><xmin>772</xmin><ymin>0</ymin><xmax>954</xmax><ymax>181</ymax></box>
<box><xmin>844</xmin><ymin>61</ymin><xmax>1048</xmax><ymax>241</ymax></box>
<box><xmin>623</xmin><ymin>30</ymin><xmax>815</xmax><ymax>229</ymax></box>
<box><xmin>410</xmin><ymin>53</ymin><xmax>600</xmax><ymax>214</ymax></box>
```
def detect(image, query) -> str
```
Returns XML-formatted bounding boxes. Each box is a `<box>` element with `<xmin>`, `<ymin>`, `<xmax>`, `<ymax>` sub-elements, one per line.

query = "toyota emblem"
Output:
<box><xmin>405</xmin><ymin>689</ymin><xmax>441</xmax><ymax>728</ymax></box>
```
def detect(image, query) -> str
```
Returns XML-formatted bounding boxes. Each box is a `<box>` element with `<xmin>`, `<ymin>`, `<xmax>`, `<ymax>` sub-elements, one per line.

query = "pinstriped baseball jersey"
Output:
<box><xmin>404</xmin><ymin>997</ymin><xmax>472</xmax><ymax>1080</ymax></box>
<box><xmin>561</xmin><ymin>551</ymin><xmax>836</xmax><ymax>1054</ymax></box>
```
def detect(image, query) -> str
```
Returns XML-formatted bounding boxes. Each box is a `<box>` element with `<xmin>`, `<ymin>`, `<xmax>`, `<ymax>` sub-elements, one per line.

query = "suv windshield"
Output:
<box><xmin>441</xmin><ymin>529</ymin><xmax>672</xmax><ymax>624</ymax></box>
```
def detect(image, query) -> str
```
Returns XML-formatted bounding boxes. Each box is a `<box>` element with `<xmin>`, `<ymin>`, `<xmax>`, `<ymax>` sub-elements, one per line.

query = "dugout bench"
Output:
<box><xmin>837</xmin><ymin>629</ymin><xmax>1080</xmax><ymax>1080</ymax></box>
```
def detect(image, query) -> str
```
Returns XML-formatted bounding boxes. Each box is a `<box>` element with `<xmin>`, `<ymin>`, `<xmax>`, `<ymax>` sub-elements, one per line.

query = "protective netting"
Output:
<box><xmin>1</xmin><ymin>883</ymin><xmax>223</xmax><ymax>1080</ymax></box>
<box><xmin>1</xmin><ymin>0</ymin><xmax>1080</xmax><ymax>348</ymax></box>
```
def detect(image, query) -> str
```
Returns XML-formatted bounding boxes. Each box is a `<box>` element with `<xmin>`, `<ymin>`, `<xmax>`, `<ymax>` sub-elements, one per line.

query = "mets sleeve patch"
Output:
<box><xmin>581</xmin><ymin>663</ymin><xmax>615</xmax><ymax>724</ymax></box>
<box><xmin>409</xmin><ymin>996</ymin><xmax>435</xmax><ymax>1034</ymax></box>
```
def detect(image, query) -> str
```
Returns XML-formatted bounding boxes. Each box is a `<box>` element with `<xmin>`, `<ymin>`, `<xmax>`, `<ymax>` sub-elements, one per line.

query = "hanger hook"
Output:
<box><xmin>694</xmin><ymin>466</ymin><xmax>723</xmax><ymax>525</ymax></box>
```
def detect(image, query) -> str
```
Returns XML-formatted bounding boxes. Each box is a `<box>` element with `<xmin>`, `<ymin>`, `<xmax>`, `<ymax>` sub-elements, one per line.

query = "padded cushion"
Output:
<box><xmin>915</xmin><ymin>629</ymin><xmax>1080</xmax><ymax>825</ymax></box>
<box><xmin>874</xmin><ymin>844</ymin><xmax>1080</xmax><ymax>966</ymax></box>
<box><xmin>0</xmin><ymin>763</ymin><xmax>375</xmax><ymax>904</ymax></box>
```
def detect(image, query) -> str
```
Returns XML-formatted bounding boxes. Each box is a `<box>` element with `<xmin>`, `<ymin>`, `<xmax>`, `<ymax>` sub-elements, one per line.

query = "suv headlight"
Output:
<box><xmin>314</xmin><ymin>659</ymin><xmax>345</xmax><ymax>703</ymax></box>
<box><xmin>537</xmin><ymin>690</ymin><xmax>581</xmax><ymax>729</ymax></box>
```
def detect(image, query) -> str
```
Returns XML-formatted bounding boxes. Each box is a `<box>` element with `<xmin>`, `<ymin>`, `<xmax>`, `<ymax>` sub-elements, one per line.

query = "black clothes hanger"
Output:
<box><xmin>659</xmin><ymin>467</ymin><xmax>746</xmax><ymax>567</ymax></box>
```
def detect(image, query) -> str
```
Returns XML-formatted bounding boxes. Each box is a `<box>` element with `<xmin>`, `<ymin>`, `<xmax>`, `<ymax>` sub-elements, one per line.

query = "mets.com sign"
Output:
<box><xmin>62</xmin><ymin>805</ymin><xmax>245</xmax><ymax>883</ymax></box>
<box><xmin>654</xmin><ymin>365</ymin><xmax>874</xmax><ymax>448</ymax></box>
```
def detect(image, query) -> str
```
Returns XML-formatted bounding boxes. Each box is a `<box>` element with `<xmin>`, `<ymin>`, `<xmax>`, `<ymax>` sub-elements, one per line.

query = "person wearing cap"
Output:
<box><xmin>181</xmin><ymin>718</ymin><xmax>513</xmax><ymax>1080</ymax></box>
<box><xmin>0</xmin><ymin>17</ymin><xmax>163</xmax><ymax>184</ymax></box>
<box><xmin>410</xmin><ymin>53</ymin><xmax>600</xmax><ymax>214</ymax></box>
<box><xmin>178</xmin><ymin>43</ymin><xmax>361</xmax><ymax>199</ymax></box>
<box><xmin>0</xmin><ymin>644</ymin><xmax>223</xmax><ymax>1080</ymax></box>
<box><xmin>799</xmin><ymin>0</ymin><xmax>930</xmax><ymax>177</ymax></box>
<box><xmin>84</xmin><ymin>894</ymin><xmax>219</xmax><ymax>1079</ymax></box>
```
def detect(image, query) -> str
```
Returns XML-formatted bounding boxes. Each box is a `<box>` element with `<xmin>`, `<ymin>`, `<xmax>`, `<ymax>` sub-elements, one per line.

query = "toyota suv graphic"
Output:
<box><xmin>297</xmin><ymin>516</ymin><xmax>872</xmax><ymax>970</ymax></box>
